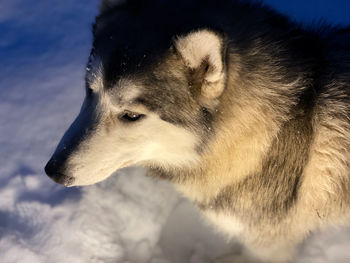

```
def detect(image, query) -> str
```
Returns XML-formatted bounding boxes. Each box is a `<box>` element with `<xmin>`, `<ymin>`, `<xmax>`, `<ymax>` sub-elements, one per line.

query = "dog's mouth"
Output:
<box><xmin>47</xmin><ymin>172</ymin><xmax>75</xmax><ymax>187</ymax></box>
<box><xmin>45</xmin><ymin>158</ymin><xmax>135</xmax><ymax>187</ymax></box>
<box><xmin>49</xmin><ymin>173</ymin><xmax>75</xmax><ymax>187</ymax></box>
<box><xmin>45</xmin><ymin>160</ymin><xmax>75</xmax><ymax>187</ymax></box>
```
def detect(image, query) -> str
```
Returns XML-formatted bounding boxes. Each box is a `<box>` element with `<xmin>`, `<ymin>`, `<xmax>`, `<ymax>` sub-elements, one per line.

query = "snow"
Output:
<box><xmin>1</xmin><ymin>0</ymin><xmax>350</xmax><ymax>262</ymax></box>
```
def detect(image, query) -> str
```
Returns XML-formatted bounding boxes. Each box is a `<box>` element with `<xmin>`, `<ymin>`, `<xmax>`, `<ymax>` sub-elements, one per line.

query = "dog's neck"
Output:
<box><xmin>147</xmin><ymin>52</ymin><xmax>306</xmax><ymax>205</ymax></box>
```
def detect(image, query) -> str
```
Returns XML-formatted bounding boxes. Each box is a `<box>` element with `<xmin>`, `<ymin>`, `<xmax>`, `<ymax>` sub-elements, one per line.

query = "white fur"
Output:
<box><xmin>120</xmin><ymin>86</ymin><xmax>141</xmax><ymax>104</ymax></box>
<box><xmin>110</xmin><ymin>78</ymin><xmax>141</xmax><ymax>105</ymax></box>
<box><xmin>175</xmin><ymin>30</ymin><xmax>224</xmax><ymax>85</ymax></box>
<box><xmin>67</xmin><ymin>103</ymin><xmax>199</xmax><ymax>186</ymax></box>
<box><xmin>175</xmin><ymin>29</ymin><xmax>226</xmax><ymax>110</ymax></box>
<box><xmin>86</xmin><ymin>55</ymin><xmax>103</xmax><ymax>92</ymax></box>
<box><xmin>204</xmin><ymin>211</ymin><xmax>245</xmax><ymax>239</ymax></box>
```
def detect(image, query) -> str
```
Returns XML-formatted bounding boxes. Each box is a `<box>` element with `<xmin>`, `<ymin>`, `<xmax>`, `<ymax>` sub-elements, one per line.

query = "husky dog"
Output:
<box><xmin>45</xmin><ymin>0</ymin><xmax>350</xmax><ymax>262</ymax></box>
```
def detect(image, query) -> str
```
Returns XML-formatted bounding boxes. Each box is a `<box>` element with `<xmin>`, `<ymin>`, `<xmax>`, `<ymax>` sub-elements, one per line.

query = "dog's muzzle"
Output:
<box><xmin>45</xmin><ymin>159</ymin><xmax>75</xmax><ymax>187</ymax></box>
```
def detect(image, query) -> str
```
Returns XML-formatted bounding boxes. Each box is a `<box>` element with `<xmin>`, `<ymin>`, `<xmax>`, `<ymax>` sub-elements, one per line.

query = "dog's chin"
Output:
<box><xmin>67</xmin><ymin>171</ymin><xmax>117</xmax><ymax>187</ymax></box>
<box><xmin>63</xmin><ymin>162</ymin><xmax>136</xmax><ymax>187</ymax></box>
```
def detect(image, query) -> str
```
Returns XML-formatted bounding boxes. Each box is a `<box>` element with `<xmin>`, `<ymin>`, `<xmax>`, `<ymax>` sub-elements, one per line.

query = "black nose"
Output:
<box><xmin>45</xmin><ymin>159</ymin><xmax>74</xmax><ymax>186</ymax></box>
<box><xmin>45</xmin><ymin>158</ymin><xmax>59</xmax><ymax>177</ymax></box>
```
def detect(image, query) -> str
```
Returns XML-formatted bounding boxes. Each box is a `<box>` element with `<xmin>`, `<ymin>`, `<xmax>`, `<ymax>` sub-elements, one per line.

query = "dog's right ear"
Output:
<box><xmin>175</xmin><ymin>29</ymin><xmax>227</xmax><ymax>110</ymax></box>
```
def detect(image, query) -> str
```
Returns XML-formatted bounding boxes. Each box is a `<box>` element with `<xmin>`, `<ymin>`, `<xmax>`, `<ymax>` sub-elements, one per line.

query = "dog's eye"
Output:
<box><xmin>119</xmin><ymin>111</ymin><xmax>145</xmax><ymax>122</ymax></box>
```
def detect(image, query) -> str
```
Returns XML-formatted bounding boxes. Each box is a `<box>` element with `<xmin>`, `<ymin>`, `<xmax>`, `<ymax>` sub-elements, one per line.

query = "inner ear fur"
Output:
<box><xmin>175</xmin><ymin>29</ymin><xmax>227</xmax><ymax>109</ymax></box>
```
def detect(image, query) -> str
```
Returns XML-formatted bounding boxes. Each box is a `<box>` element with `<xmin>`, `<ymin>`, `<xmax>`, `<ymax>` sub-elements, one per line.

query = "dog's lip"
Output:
<box><xmin>48</xmin><ymin>172</ymin><xmax>75</xmax><ymax>187</ymax></box>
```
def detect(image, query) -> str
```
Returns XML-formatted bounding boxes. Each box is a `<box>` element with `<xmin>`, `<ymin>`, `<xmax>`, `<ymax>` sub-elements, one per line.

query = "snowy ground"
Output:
<box><xmin>1</xmin><ymin>0</ymin><xmax>350</xmax><ymax>262</ymax></box>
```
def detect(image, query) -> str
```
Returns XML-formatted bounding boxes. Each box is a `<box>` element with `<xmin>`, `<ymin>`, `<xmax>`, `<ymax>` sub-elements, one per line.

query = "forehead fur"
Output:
<box><xmin>92</xmin><ymin>1</ymin><xmax>236</xmax><ymax>85</ymax></box>
<box><xmin>89</xmin><ymin>1</ymin><xmax>242</xmax><ymax>146</ymax></box>
<box><xmin>107</xmin><ymin>78</ymin><xmax>141</xmax><ymax>105</ymax></box>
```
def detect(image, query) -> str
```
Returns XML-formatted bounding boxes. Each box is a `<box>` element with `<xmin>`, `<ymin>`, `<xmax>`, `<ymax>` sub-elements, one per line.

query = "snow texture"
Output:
<box><xmin>1</xmin><ymin>0</ymin><xmax>350</xmax><ymax>262</ymax></box>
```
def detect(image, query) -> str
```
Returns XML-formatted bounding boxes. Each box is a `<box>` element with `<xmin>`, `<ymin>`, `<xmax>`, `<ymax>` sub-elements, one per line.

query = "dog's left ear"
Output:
<box><xmin>175</xmin><ymin>29</ymin><xmax>227</xmax><ymax>109</ymax></box>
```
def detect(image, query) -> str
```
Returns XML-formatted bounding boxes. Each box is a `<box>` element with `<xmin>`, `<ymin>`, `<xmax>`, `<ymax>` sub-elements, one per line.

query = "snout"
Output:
<box><xmin>45</xmin><ymin>158</ymin><xmax>75</xmax><ymax>186</ymax></box>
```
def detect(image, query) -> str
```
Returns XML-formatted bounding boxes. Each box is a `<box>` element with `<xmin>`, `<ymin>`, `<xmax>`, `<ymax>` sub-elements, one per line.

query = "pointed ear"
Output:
<box><xmin>100</xmin><ymin>0</ymin><xmax>126</xmax><ymax>12</ymax></box>
<box><xmin>175</xmin><ymin>29</ymin><xmax>227</xmax><ymax>109</ymax></box>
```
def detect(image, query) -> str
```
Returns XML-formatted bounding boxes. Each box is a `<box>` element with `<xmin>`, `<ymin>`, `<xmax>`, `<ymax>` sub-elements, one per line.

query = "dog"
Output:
<box><xmin>45</xmin><ymin>0</ymin><xmax>350</xmax><ymax>261</ymax></box>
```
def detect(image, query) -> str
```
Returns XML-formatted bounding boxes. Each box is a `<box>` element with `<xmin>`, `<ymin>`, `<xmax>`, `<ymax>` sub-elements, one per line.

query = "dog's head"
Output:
<box><xmin>45</xmin><ymin>1</ymin><xmax>228</xmax><ymax>186</ymax></box>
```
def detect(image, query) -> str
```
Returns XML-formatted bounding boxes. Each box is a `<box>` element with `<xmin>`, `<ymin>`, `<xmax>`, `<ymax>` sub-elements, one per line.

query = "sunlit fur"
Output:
<box><xmin>46</xmin><ymin>1</ymin><xmax>350</xmax><ymax>262</ymax></box>
<box><xmin>175</xmin><ymin>30</ymin><xmax>227</xmax><ymax>110</ymax></box>
<box><xmin>66</xmin><ymin>90</ymin><xmax>200</xmax><ymax>186</ymax></box>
